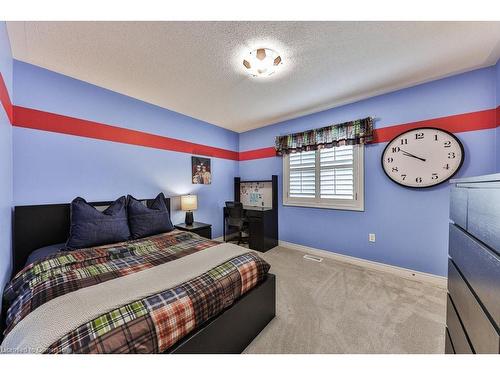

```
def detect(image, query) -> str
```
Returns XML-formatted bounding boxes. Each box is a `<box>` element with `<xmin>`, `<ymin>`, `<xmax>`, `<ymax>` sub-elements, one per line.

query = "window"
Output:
<box><xmin>283</xmin><ymin>145</ymin><xmax>364</xmax><ymax>211</ymax></box>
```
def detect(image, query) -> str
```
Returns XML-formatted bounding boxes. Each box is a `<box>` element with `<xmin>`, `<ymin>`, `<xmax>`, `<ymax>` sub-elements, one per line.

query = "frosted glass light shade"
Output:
<box><xmin>242</xmin><ymin>48</ymin><xmax>282</xmax><ymax>77</ymax></box>
<box><xmin>181</xmin><ymin>195</ymin><xmax>198</xmax><ymax>211</ymax></box>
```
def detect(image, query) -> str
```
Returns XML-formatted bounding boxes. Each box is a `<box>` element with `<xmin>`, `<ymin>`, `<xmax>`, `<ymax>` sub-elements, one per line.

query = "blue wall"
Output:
<box><xmin>239</xmin><ymin>66</ymin><xmax>498</xmax><ymax>276</ymax></box>
<box><xmin>0</xmin><ymin>22</ymin><xmax>13</xmax><ymax>306</ymax></box>
<box><xmin>12</xmin><ymin>61</ymin><xmax>239</xmax><ymax>239</ymax></box>
<box><xmin>496</xmin><ymin>59</ymin><xmax>500</xmax><ymax>171</ymax></box>
<box><xmin>497</xmin><ymin>59</ymin><xmax>500</xmax><ymax>107</ymax></box>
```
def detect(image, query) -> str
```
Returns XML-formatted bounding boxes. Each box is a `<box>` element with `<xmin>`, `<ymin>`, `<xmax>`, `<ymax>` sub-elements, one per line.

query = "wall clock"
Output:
<box><xmin>381</xmin><ymin>127</ymin><xmax>464</xmax><ymax>188</ymax></box>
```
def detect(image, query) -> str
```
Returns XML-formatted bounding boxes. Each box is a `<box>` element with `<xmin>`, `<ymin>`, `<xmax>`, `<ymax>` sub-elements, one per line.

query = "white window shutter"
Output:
<box><xmin>288</xmin><ymin>151</ymin><xmax>316</xmax><ymax>198</ymax></box>
<box><xmin>283</xmin><ymin>145</ymin><xmax>364</xmax><ymax>211</ymax></box>
<box><xmin>319</xmin><ymin>146</ymin><xmax>354</xmax><ymax>200</ymax></box>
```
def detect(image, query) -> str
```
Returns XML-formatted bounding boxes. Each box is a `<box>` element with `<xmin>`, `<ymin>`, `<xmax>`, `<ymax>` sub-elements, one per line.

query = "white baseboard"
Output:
<box><xmin>278</xmin><ymin>240</ymin><xmax>447</xmax><ymax>289</ymax></box>
<box><xmin>213</xmin><ymin>235</ymin><xmax>224</xmax><ymax>242</ymax></box>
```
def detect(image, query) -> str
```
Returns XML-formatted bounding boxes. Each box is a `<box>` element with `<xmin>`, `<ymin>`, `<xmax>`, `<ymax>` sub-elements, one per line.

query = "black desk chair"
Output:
<box><xmin>224</xmin><ymin>201</ymin><xmax>249</xmax><ymax>245</ymax></box>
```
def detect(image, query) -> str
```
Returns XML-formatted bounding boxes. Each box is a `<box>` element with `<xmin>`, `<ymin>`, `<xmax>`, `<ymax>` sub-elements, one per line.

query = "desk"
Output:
<box><xmin>242</xmin><ymin>205</ymin><xmax>273</xmax><ymax>211</ymax></box>
<box><xmin>223</xmin><ymin>205</ymin><xmax>278</xmax><ymax>252</ymax></box>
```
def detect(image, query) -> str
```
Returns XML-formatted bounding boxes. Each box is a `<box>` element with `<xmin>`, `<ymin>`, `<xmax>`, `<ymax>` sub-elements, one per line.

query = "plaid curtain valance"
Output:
<box><xmin>274</xmin><ymin>117</ymin><xmax>374</xmax><ymax>155</ymax></box>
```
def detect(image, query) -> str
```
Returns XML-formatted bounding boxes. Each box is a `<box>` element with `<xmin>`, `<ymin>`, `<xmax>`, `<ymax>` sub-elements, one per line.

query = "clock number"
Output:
<box><xmin>431</xmin><ymin>173</ymin><xmax>439</xmax><ymax>180</ymax></box>
<box><xmin>401</xmin><ymin>174</ymin><xmax>407</xmax><ymax>181</ymax></box>
<box><xmin>391</xmin><ymin>167</ymin><xmax>398</xmax><ymax>172</ymax></box>
<box><xmin>387</xmin><ymin>157</ymin><xmax>394</xmax><ymax>163</ymax></box>
<box><xmin>434</xmin><ymin>134</ymin><xmax>438</xmax><ymax>141</ymax></box>
<box><xmin>415</xmin><ymin>133</ymin><xmax>424</xmax><ymax>140</ymax></box>
<box><xmin>400</xmin><ymin>138</ymin><xmax>408</xmax><ymax>145</ymax></box>
<box><xmin>444</xmin><ymin>163</ymin><xmax>450</xmax><ymax>170</ymax></box>
<box><xmin>444</xmin><ymin>141</ymin><xmax>451</xmax><ymax>148</ymax></box>
<box><xmin>448</xmin><ymin>152</ymin><xmax>456</xmax><ymax>159</ymax></box>
<box><xmin>415</xmin><ymin>177</ymin><xmax>423</xmax><ymax>183</ymax></box>
<box><xmin>391</xmin><ymin>147</ymin><xmax>400</xmax><ymax>153</ymax></box>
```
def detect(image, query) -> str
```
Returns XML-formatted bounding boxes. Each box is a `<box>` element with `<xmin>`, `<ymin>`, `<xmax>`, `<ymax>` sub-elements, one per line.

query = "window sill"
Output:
<box><xmin>283</xmin><ymin>201</ymin><xmax>364</xmax><ymax>212</ymax></box>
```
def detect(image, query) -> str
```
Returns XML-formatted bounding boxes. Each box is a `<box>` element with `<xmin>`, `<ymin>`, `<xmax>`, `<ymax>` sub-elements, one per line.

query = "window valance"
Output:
<box><xmin>275</xmin><ymin>117</ymin><xmax>374</xmax><ymax>155</ymax></box>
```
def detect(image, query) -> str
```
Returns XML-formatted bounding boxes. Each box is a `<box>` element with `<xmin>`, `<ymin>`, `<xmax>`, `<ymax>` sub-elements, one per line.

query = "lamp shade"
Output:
<box><xmin>181</xmin><ymin>195</ymin><xmax>198</xmax><ymax>211</ymax></box>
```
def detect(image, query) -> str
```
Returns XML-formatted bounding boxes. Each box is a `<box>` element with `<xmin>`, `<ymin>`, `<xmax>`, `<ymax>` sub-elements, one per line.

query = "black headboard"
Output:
<box><xmin>12</xmin><ymin>197</ymin><xmax>171</xmax><ymax>278</ymax></box>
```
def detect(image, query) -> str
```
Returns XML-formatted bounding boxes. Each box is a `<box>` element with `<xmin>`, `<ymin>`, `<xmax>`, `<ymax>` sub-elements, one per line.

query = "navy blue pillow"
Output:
<box><xmin>66</xmin><ymin>196</ymin><xmax>131</xmax><ymax>249</ymax></box>
<box><xmin>26</xmin><ymin>243</ymin><xmax>65</xmax><ymax>266</ymax></box>
<box><xmin>127</xmin><ymin>193</ymin><xmax>174</xmax><ymax>239</ymax></box>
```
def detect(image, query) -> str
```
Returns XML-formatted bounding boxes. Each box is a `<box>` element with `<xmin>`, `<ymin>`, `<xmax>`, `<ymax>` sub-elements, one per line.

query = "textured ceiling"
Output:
<box><xmin>7</xmin><ymin>21</ymin><xmax>500</xmax><ymax>132</ymax></box>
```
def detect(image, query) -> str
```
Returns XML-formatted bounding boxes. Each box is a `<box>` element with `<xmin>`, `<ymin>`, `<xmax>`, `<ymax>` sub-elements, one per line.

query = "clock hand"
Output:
<box><xmin>400</xmin><ymin>149</ymin><xmax>426</xmax><ymax>162</ymax></box>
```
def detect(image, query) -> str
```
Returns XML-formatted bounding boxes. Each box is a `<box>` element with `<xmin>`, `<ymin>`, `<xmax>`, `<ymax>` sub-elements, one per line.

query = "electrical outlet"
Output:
<box><xmin>368</xmin><ymin>233</ymin><xmax>376</xmax><ymax>242</ymax></box>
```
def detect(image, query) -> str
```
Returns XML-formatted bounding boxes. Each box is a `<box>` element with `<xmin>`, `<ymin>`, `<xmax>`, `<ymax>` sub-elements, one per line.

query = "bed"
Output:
<box><xmin>0</xmin><ymin>197</ymin><xmax>276</xmax><ymax>354</ymax></box>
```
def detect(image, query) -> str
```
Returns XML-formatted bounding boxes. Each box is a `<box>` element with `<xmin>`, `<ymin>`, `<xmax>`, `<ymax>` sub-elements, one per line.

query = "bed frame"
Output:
<box><xmin>0</xmin><ymin>197</ymin><xmax>276</xmax><ymax>353</ymax></box>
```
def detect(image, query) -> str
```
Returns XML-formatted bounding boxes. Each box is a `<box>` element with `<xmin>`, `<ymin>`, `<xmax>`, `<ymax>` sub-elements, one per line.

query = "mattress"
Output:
<box><xmin>1</xmin><ymin>230</ymin><xmax>270</xmax><ymax>353</ymax></box>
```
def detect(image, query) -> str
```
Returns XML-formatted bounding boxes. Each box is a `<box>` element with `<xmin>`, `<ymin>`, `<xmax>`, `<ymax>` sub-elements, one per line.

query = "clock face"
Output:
<box><xmin>381</xmin><ymin>127</ymin><xmax>464</xmax><ymax>188</ymax></box>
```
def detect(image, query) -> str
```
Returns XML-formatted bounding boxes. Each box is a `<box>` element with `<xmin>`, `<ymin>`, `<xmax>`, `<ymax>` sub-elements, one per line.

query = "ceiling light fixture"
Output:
<box><xmin>242</xmin><ymin>48</ymin><xmax>282</xmax><ymax>78</ymax></box>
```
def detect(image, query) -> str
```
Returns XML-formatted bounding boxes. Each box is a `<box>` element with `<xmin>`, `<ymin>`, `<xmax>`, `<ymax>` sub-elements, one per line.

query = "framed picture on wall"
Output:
<box><xmin>192</xmin><ymin>156</ymin><xmax>212</xmax><ymax>184</ymax></box>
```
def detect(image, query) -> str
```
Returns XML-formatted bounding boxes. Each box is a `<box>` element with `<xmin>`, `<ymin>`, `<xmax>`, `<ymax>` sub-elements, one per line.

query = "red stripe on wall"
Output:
<box><xmin>13</xmin><ymin>106</ymin><xmax>240</xmax><ymax>160</ymax></box>
<box><xmin>239</xmin><ymin>147</ymin><xmax>276</xmax><ymax>161</ymax></box>
<box><xmin>0</xmin><ymin>73</ymin><xmax>13</xmax><ymax>124</ymax></box>
<box><xmin>3</xmin><ymin>65</ymin><xmax>498</xmax><ymax>163</ymax></box>
<box><xmin>372</xmin><ymin>108</ymin><xmax>497</xmax><ymax>143</ymax></box>
<box><xmin>239</xmin><ymin>108</ymin><xmax>498</xmax><ymax>160</ymax></box>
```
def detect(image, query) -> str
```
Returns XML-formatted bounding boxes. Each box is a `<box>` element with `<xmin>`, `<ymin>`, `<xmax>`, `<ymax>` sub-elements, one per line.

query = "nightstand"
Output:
<box><xmin>174</xmin><ymin>222</ymin><xmax>212</xmax><ymax>239</ymax></box>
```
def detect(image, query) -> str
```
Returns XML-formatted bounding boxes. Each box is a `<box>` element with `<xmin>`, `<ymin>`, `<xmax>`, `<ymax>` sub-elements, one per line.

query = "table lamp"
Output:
<box><xmin>181</xmin><ymin>194</ymin><xmax>198</xmax><ymax>225</ymax></box>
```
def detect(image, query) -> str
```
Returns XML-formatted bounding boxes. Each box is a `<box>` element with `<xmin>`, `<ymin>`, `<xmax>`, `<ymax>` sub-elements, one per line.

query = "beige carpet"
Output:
<box><xmin>242</xmin><ymin>246</ymin><xmax>447</xmax><ymax>354</ymax></box>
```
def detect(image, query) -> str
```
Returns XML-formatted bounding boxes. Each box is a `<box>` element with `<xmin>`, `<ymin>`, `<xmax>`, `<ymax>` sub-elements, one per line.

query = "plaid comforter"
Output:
<box><xmin>2</xmin><ymin>230</ymin><xmax>270</xmax><ymax>353</ymax></box>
